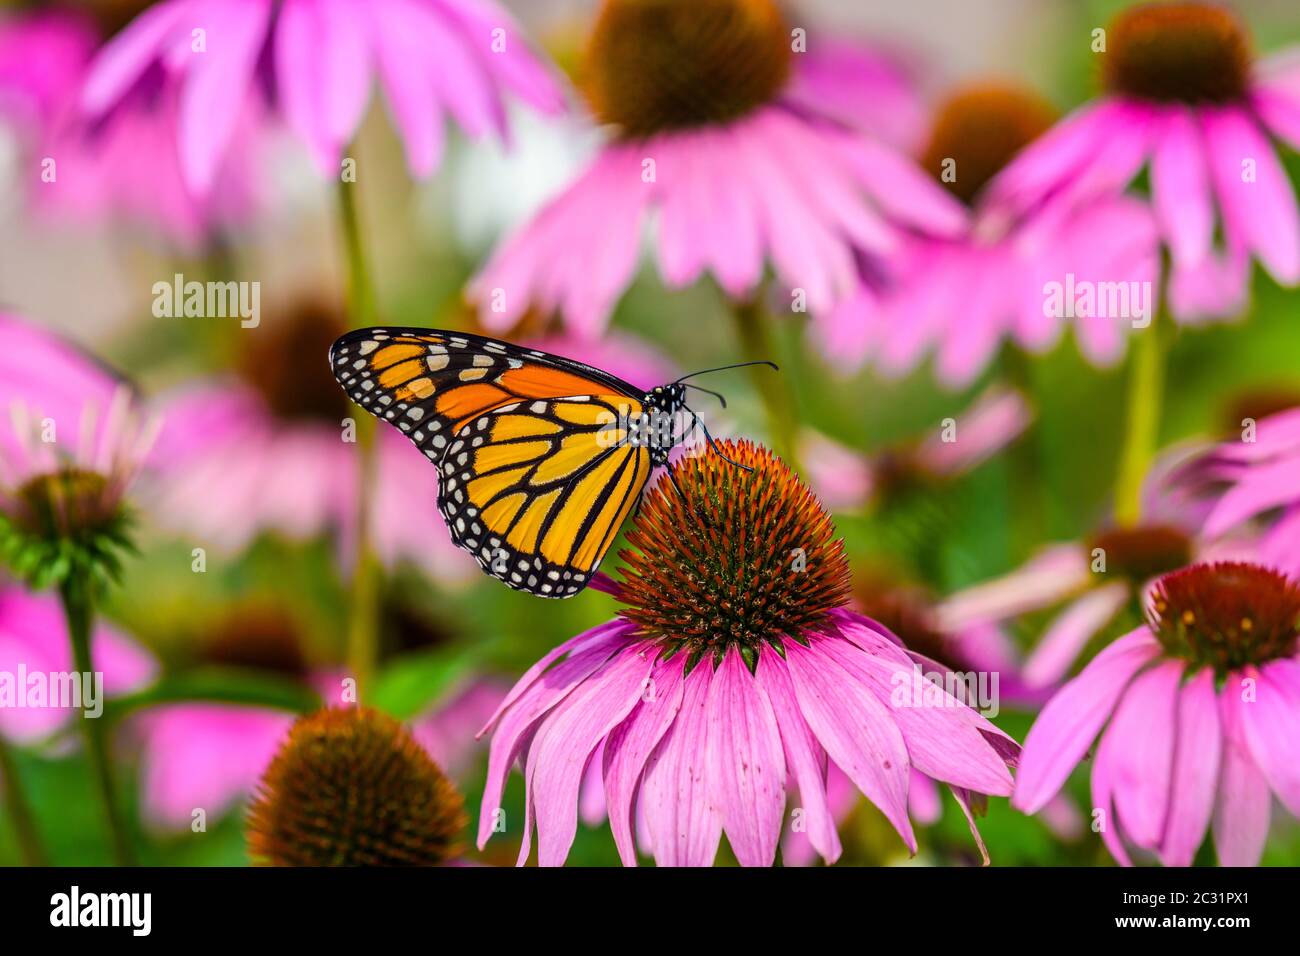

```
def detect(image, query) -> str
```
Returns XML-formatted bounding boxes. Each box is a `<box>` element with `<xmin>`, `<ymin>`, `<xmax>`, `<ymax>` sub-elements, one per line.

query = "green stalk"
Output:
<box><xmin>59</xmin><ymin>577</ymin><xmax>134</xmax><ymax>866</ymax></box>
<box><xmin>337</xmin><ymin>175</ymin><xmax>381</xmax><ymax>700</ymax></box>
<box><xmin>0</xmin><ymin>734</ymin><xmax>47</xmax><ymax>866</ymax></box>
<box><xmin>728</xmin><ymin>297</ymin><xmax>801</xmax><ymax>472</ymax></box>
<box><xmin>1113</xmin><ymin>313</ymin><xmax>1167</xmax><ymax>526</ymax></box>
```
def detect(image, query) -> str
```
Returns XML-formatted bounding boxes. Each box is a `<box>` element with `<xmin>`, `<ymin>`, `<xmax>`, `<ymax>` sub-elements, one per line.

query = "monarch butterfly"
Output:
<box><xmin>329</xmin><ymin>327</ymin><xmax>773</xmax><ymax>597</ymax></box>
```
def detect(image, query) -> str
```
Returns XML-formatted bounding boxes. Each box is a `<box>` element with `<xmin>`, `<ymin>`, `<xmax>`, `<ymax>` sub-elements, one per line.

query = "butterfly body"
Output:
<box><xmin>330</xmin><ymin>327</ymin><xmax>691</xmax><ymax>597</ymax></box>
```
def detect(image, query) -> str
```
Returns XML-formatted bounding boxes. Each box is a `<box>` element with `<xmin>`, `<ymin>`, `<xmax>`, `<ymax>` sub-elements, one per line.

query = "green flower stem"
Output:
<box><xmin>728</xmin><ymin>297</ymin><xmax>801</xmax><ymax>473</ymax></box>
<box><xmin>999</xmin><ymin>345</ymin><xmax>1045</xmax><ymax>551</ymax></box>
<box><xmin>0</xmin><ymin>734</ymin><xmax>47</xmax><ymax>866</ymax></box>
<box><xmin>337</xmin><ymin>175</ymin><xmax>381</xmax><ymax>700</ymax></box>
<box><xmin>59</xmin><ymin>577</ymin><xmax>134</xmax><ymax>866</ymax></box>
<box><xmin>1114</xmin><ymin>313</ymin><xmax>1167</xmax><ymax>527</ymax></box>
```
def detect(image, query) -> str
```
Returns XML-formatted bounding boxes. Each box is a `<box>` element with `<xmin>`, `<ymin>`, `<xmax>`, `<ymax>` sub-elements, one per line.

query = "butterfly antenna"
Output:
<box><xmin>688</xmin><ymin>410</ymin><xmax>754</xmax><ymax>473</ymax></box>
<box><xmin>682</xmin><ymin>382</ymin><xmax>727</xmax><ymax>408</ymax></box>
<box><xmin>675</xmin><ymin>360</ymin><xmax>779</xmax><ymax>383</ymax></box>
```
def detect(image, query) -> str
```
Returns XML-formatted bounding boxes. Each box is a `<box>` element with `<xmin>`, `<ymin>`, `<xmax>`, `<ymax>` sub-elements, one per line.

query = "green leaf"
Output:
<box><xmin>371</xmin><ymin>648</ymin><xmax>474</xmax><ymax>720</ymax></box>
<box><xmin>100</xmin><ymin>668</ymin><xmax>321</xmax><ymax>725</ymax></box>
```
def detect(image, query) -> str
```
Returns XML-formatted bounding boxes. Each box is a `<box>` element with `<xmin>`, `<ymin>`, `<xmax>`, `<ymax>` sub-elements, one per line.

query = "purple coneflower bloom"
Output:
<box><xmin>1153</xmin><ymin>407</ymin><xmax>1300</xmax><ymax>579</ymax></box>
<box><xmin>79</xmin><ymin>0</ymin><xmax>564</xmax><ymax>192</ymax></box>
<box><xmin>823</xmin><ymin>84</ymin><xmax>1159</xmax><ymax>382</ymax></box>
<box><xmin>470</xmin><ymin>0</ymin><xmax>965</xmax><ymax>338</ymax></box>
<box><xmin>1015</xmin><ymin>561</ymin><xmax>1300</xmax><ymax>866</ymax></box>
<box><xmin>0</xmin><ymin>9</ymin><xmax>261</xmax><ymax>247</ymax></box>
<box><xmin>478</xmin><ymin>440</ymin><xmax>1017</xmax><ymax>867</ymax></box>
<box><xmin>988</xmin><ymin>1</ymin><xmax>1300</xmax><ymax>322</ymax></box>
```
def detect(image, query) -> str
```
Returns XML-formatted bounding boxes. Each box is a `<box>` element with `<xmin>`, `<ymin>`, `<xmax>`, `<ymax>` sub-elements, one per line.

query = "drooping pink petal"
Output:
<box><xmin>476</xmin><ymin>626</ymin><xmax>625</xmax><ymax>849</ymax></box>
<box><xmin>640</xmin><ymin>662</ymin><xmax>723</xmax><ymax>867</ymax></box>
<box><xmin>1090</xmin><ymin>711</ymin><xmax>1135</xmax><ymax>866</ymax></box>
<box><xmin>1204</xmin><ymin>106</ymin><xmax>1300</xmax><ymax>286</ymax></box>
<box><xmin>602</xmin><ymin>652</ymin><xmax>687</xmax><ymax>866</ymax></box>
<box><xmin>178</xmin><ymin>0</ymin><xmax>273</xmax><ymax>193</ymax></box>
<box><xmin>705</xmin><ymin>648</ymin><xmax>787</xmax><ymax>867</ymax></box>
<box><xmin>1213</xmin><ymin>678</ymin><xmax>1272</xmax><ymax>866</ymax></box>
<box><xmin>756</xmin><ymin>651</ymin><xmax>843</xmax><ymax>866</ymax></box>
<box><xmin>1102</xmin><ymin>660</ymin><xmax>1182</xmax><ymax>849</ymax></box>
<box><xmin>1023</xmin><ymin>582</ymin><xmax>1129</xmax><ymax>688</ymax></box>
<box><xmin>1151</xmin><ymin>107</ymin><xmax>1213</xmax><ymax>268</ymax></box>
<box><xmin>525</xmin><ymin>645</ymin><xmax>655</xmax><ymax>866</ymax></box>
<box><xmin>783</xmin><ymin>638</ymin><xmax>915</xmax><ymax>852</ymax></box>
<box><xmin>368</xmin><ymin>0</ymin><xmax>445</xmax><ymax>176</ymax></box>
<box><xmin>478</xmin><ymin>621</ymin><xmax>626</xmax><ymax>736</ymax></box>
<box><xmin>1236</xmin><ymin>663</ymin><xmax>1300</xmax><ymax>816</ymax></box>
<box><xmin>1013</xmin><ymin>628</ymin><xmax>1161</xmax><ymax>814</ymax></box>
<box><xmin>1159</xmin><ymin>668</ymin><xmax>1221</xmax><ymax>867</ymax></box>
<box><xmin>80</xmin><ymin>0</ymin><xmax>193</xmax><ymax>114</ymax></box>
<box><xmin>816</xmin><ymin>636</ymin><xmax>1014</xmax><ymax>796</ymax></box>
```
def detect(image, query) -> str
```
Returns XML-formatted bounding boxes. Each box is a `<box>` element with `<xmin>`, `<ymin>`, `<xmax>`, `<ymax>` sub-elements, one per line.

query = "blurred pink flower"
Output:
<box><xmin>0</xmin><ymin>316</ymin><xmax>160</xmax><ymax>563</ymax></box>
<box><xmin>781</xmin><ymin>36</ymin><xmax>927</xmax><ymax>154</ymax></box>
<box><xmin>802</xmin><ymin>386</ymin><xmax>1032</xmax><ymax>511</ymax></box>
<box><xmin>471</xmin><ymin>3</ymin><xmax>963</xmax><ymax>337</ymax></box>
<box><xmin>478</xmin><ymin>608</ymin><xmax>1017</xmax><ymax>867</ymax></box>
<box><xmin>1014</xmin><ymin>561</ymin><xmax>1300</xmax><ymax>866</ymax></box>
<box><xmin>0</xmin><ymin>10</ymin><xmax>260</xmax><ymax>248</ymax></box>
<box><xmin>1153</xmin><ymin>406</ymin><xmax>1300</xmax><ymax>579</ymax></box>
<box><xmin>819</xmin><ymin>83</ymin><xmax>1160</xmax><ymax>383</ymax></box>
<box><xmin>0</xmin><ymin>585</ymin><xmax>155</xmax><ymax>744</ymax></box>
<box><xmin>988</xmin><ymin>2</ymin><xmax>1300</xmax><ymax>323</ymax></box>
<box><xmin>80</xmin><ymin>0</ymin><xmax>564</xmax><ymax>192</ymax></box>
<box><xmin>148</xmin><ymin>377</ymin><xmax>476</xmax><ymax>582</ymax></box>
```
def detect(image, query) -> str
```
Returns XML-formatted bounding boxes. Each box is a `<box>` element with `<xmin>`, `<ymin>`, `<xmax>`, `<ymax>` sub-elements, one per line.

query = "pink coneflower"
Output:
<box><xmin>0</xmin><ymin>9</ymin><xmax>261</xmax><ymax>247</ymax></box>
<box><xmin>802</xmin><ymin>385</ymin><xmax>1032</xmax><ymax>511</ymax></box>
<box><xmin>0</xmin><ymin>355</ymin><xmax>159</xmax><ymax>589</ymax></box>
<box><xmin>0</xmin><ymin>585</ymin><xmax>155</xmax><ymax>744</ymax></box>
<box><xmin>79</xmin><ymin>0</ymin><xmax>564</xmax><ymax>193</ymax></box>
<box><xmin>1153</xmin><ymin>405</ymin><xmax>1300</xmax><ymax>579</ymax></box>
<box><xmin>135</xmin><ymin>601</ymin><xmax>503</xmax><ymax>828</ymax></box>
<box><xmin>470</xmin><ymin>0</ymin><xmax>965</xmax><ymax>337</ymax></box>
<box><xmin>478</xmin><ymin>441</ymin><xmax>1016</xmax><ymax>867</ymax></box>
<box><xmin>988</xmin><ymin>2</ymin><xmax>1300</xmax><ymax>321</ymax></box>
<box><xmin>1015</xmin><ymin>561</ymin><xmax>1300</xmax><ymax>866</ymax></box>
<box><xmin>822</xmin><ymin>83</ymin><xmax>1160</xmax><ymax>382</ymax></box>
<box><xmin>937</xmin><ymin>523</ymin><xmax>1207</xmax><ymax>690</ymax></box>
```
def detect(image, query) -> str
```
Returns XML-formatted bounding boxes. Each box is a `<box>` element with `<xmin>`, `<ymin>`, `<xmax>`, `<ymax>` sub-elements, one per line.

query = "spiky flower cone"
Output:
<box><xmin>616</xmin><ymin>439</ymin><xmax>852</xmax><ymax>669</ymax></box>
<box><xmin>247</xmin><ymin>707</ymin><xmax>466</xmax><ymax>867</ymax></box>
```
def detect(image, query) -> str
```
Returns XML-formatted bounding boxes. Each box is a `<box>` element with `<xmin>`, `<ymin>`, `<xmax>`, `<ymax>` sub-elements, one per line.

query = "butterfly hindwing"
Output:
<box><xmin>436</xmin><ymin>395</ymin><xmax>651</xmax><ymax>596</ymax></box>
<box><xmin>329</xmin><ymin>327</ymin><xmax>655</xmax><ymax>597</ymax></box>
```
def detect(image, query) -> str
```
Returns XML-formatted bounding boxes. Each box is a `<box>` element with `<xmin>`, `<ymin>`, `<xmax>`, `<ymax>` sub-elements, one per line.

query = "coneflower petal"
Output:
<box><xmin>1213</xmin><ymin>687</ymin><xmax>1272</xmax><ymax>866</ymax></box>
<box><xmin>783</xmin><ymin>638</ymin><xmax>915</xmax><ymax>852</ymax></box>
<box><xmin>1091</xmin><ymin>717</ymin><xmax>1135</xmax><ymax>868</ymax></box>
<box><xmin>1236</xmin><ymin>664</ymin><xmax>1300</xmax><ymax>815</ymax></box>
<box><xmin>1105</xmin><ymin>661</ymin><xmax>1182</xmax><ymax>849</ymax></box>
<box><xmin>755</xmin><ymin>653</ymin><xmax>842</xmax><ymax>866</ymax></box>
<box><xmin>476</xmin><ymin>632</ymin><xmax>623</xmax><ymax>849</ymax></box>
<box><xmin>1013</xmin><ymin>629</ymin><xmax>1160</xmax><ymax>814</ymax></box>
<box><xmin>706</xmin><ymin>648</ymin><xmax>786</xmax><ymax>867</ymax></box>
<box><xmin>527</xmin><ymin>646</ymin><xmax>655</xmax><ymax>867</ymax></box>
<box><xmin>603</xmin><ymin>652</ymin><xmax>687</xmax><ymax>866</ymax></box>
<box><xmin>1159</xmin><ymin>668</ymin><xmax>1221</xmax><ymax>866</ymax></box>
<box><xmin>815</xmin><ymin>634</ymin><xmax>1014</xmax><ymax>796</ymax></box>
<box><xmin>640</xmin><ymin>663</ymin><xmax>723</xmax><ymax>867</ymax></box>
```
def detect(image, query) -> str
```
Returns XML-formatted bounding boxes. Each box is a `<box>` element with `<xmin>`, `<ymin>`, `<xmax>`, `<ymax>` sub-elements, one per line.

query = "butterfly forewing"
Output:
<box><xmin>330</xmin><ymin>327</ymin><xmax>653</xmax><ymax>597</ymax></box>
